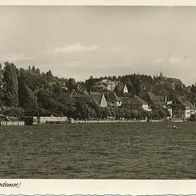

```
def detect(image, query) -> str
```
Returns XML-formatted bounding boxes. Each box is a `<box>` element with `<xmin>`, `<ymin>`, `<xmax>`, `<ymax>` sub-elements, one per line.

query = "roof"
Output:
<box><xmin>74</xmin><ymin>95</ymin><xmax>93</xmax><ymax>103</ymax></box>
<box><xmin>184</xmin><ymin>101</ymin><xmax>195</xmax><ymax>109</ymax></box>
<box><xmin>115</xmin><ymin>82</ymin><xmax>126</xmax><ymax>93</ymax></box>
<box><xmin>90</xmin><ymin>93</ymin><xmax>104</xmax><ymax>105</ymax></box>
<box><xmin>90</xmin><ymin>84</ymin><xmax>107</xmax><ymax>92</ymax></box>
<box><xmin>97</xmin><ymin>79</ymin><xmax>116</xmax><ymax>85</ymax></box>
<box><xmin>134</xmin><ymin>96</ymin><xmax>148</xmax><ymax>105</ymax></box>
<box><xmin>91</xmin><ymin>83</ymin><xmax>106</xmax><ymax>89</ymax></box>
<box><xmin>176</xmin><ymin>97</ymin><xmax>196</xmax><ymax>109</ymax></box>
<box><xmin>105</xmin><ymin>92</ymin><xmax>121</xmax><ymax>102</ymax></box>
<box><xmin>123</xmin><ymin>96</ymin><xmax>147</xmax><ymax>106</ymax></box>
<box><xmin>90</xmin><ymin>91</ymin><xmax>102</xmax><ymax>96</ymax></box>
<box><xmin>147</xmin><ymin>92</ymin><xmax>164</xmax><ymax>106</ymax></box>
<box><xmin>175</xmin><ymin>96</ymin><xmax>186</xmax><ymax>106</ymax></box>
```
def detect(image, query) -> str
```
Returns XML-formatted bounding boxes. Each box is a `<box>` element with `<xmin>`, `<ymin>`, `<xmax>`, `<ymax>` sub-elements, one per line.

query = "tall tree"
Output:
<box><xmin>32</xmin><ymin>66</ymin><xmax>36</xmax><ymax>73</ymax></box>
<box><xmin>3</xmin><ymin>62</ymin><xmax>19</xmax><ymax>106</ymax></box>
<box><xmin>68</xmin><ymin>78</ymin><xmax>76</xmax><ymax>90</ymax></box>
<box><xmin>46</xmin><ymin>70</ymin><xmax>53</xmax><ymax>81</ymax></box>
<box><xmin>35</xmin><ymin>68</ymin><xmax>40</xmax><ymax>75</ymax></box>
<box><xmin>18</xmin><ymin>72</ymin><xmax>38</xmax><ymax>116</ymax></box>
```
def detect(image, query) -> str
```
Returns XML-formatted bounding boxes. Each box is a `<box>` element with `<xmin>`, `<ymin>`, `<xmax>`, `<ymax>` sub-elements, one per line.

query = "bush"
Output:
<box><xmin>24</xmin><ymin>117</ymin><xmax>34</xmax><ymax>125</ymax></box>
<box><xmin>3</xmin><ymin>107</ymin><xmax>24</xmax><ymax>118</ymax></box>
<box><xmin>189</xmin><ymin>114</ymin><xmax>196</xmax><ymax>121</ymax></box>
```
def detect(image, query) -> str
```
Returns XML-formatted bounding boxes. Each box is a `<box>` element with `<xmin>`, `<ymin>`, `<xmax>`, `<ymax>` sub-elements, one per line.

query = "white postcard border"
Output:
<box><xmin>0</xmin><ymin>0</ymin><xmax>196</xmax><ymax>195</ymax></box>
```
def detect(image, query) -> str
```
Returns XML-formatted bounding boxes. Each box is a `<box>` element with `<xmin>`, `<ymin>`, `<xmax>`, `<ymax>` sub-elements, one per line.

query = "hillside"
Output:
<box><xmin>0</xmin><ymin>62</ymin><xmax>196</xmax><ymax>120</ymax></box>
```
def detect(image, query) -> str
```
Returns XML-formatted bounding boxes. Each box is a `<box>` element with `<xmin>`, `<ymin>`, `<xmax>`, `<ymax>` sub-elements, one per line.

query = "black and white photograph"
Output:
<box><xmin>0</xmin><ymin>3</ymin><xmax>196</xmax><ymax>180</ymax></box>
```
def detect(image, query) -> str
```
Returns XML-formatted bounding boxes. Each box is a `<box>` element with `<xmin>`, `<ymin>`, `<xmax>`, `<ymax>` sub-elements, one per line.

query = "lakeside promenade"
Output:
<box><xmin>70</xmin><ymin>118</ymin><xmax>184</xmax><ymax>124</ymax></box>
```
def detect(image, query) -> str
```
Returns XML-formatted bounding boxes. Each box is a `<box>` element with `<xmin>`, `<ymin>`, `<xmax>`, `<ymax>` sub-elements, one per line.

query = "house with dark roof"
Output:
<box><xmin>100</xmin><ymin>79</ymin><xmax>118</xmax><ymax>91</ymax></box>
<box><xmin>89</xmin><ymin>92</ymin><xmax>107</xmax><ymax>108</ymax></box>
<box><xmin>104</xmin><ymin>92</ymin><xmax>122</xmax><ymax>107</ymax></box>
<box><xmin>186</xmin><ymin>101</ymin><xmax>196</xmax><ymax>116</ymax></box>
<box><xmin>89</xmin><ymin>79</ymin><xmax>118</xmax><ymax>92</ymax></box>
<box><xmin>115</xmin><ymin>82</ymin><xmax>128</xmax><ymax>95</ymax></box>
<box><xmin>167</xmin><ymin>96</ymin><xmax>196</xmax><ymax>119</ymax></box>
<box><xmin>73</xmin><ymin>92</ymin><xmax>108</xmax><ymax>110</ymax></box>
<box><xmin>90</xmin><ymin>83</ymin><xmax>107</xmax><ymax>92</ymax></box>
<box><xmin>145</xmin><ymin>92</ymin><xmax>166</xmax><ymax>109</ymax></box>
<box><xmin>122</xmin><ymin>96</ymin><xmax>151</xmax><ymax>111</ymax></box>
<box><xmin>74</xmin><ymin>94</ymin><xmax>92</xmax><ymax>103</ymax></box>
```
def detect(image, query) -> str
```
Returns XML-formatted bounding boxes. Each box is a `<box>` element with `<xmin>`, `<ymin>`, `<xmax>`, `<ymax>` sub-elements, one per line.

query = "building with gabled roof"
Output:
<box><xmin>145</xmin><ymin>92</ymin><xmax>166</xmax><ymax>108</ymax></box>
<box><xmin>101</xmin><ymin>79</ymin><xmax>118</xmax><ymax>91</ymax></box>
<box><xmin>167</xmin><ymin>96</ymin><xmax>196</xmax><ymax>119</ymax></box>
<box><xmin>90</xmin><ymin>83</ymin><xmax>107</xmax><ymax>92</ymax></box>
<box><xmin>104</xmin><ymin>91</ymin><xmax>122</xmax><ymax>107</ymax></box>
<box><xmin>74</xmin><ymin>94</ymin><xmax>92</xmax><ymax>103</ymax></box>
<box><xmin>122</xmin><ymin>96</ymin><xmax>151</xmax><ymax>111</ymax></box>
<box><xmin>185</xmin><ymin>101</ymin><xmax>196</xmax><ymax>116</ymax></box>
<box><xmin>90</xmin><ymin>92</ymin><xmax>107</xmax><ymax>108</ymax></box>
<box><xmin>115</xmin><ymin>82</ymin><xmax>129</xmax><ymax>96</ymax></box>
<box><xmin>90</xmin><ymin>79</ymin><xmax>118</xmax><ymax>92</ymax></box>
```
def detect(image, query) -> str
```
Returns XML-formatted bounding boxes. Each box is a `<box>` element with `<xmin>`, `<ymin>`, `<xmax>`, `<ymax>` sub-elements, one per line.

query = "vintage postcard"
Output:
<box><xmin>0</xmin><ymin>0</ymin><xmax>196</xmax><ymax>195</ymax></box>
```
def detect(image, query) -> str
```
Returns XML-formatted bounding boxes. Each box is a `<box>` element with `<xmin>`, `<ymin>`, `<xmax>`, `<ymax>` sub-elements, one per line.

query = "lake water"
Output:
<box><xmin>0</xmin><ymin>122</ymin><xmax>196</xmax><ymax>178</ymax></box>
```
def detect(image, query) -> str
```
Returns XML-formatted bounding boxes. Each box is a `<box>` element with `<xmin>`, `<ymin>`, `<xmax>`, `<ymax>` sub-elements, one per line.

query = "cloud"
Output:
<box><xmin>0</xmin><ymin>53</ymin><xmax>35</xmax><ymax>62</ymax></box>
<box><xmin>152</xmin><ymin>57</ymin><xmax>163</xmax><ymax>63</ymax></box>
<box><xmin>49</xmin><ymin>42</ymin><xmax>99</xmax><ymax>54</ymax></box>
<box><xmin>169</xmin><ymin>56</ymin><xmax>180</xmax><ymax>63</ymax></box>
<box><xmin>152</xmin><ymin>55</ymin><xmax>181</xmax><ymax>64</ymax></box>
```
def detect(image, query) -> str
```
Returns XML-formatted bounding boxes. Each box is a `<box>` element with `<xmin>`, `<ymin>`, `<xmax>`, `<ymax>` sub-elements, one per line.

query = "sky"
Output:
<box><xmin>0</xmin><ymin>6</ymin><xmax>196</xmax><ymax>85</ymax></box>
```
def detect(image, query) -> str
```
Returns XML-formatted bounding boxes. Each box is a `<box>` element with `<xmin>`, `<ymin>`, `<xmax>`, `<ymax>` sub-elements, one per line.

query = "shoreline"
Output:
<box><xmin>70</xmin><ymin>119</ymin><xmax>184</xmax><ymax>124</ymax></box>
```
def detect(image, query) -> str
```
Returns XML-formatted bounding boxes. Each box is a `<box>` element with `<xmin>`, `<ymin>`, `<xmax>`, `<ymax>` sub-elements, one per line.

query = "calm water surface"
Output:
<box><xmin>0</xmin><ymin>122</ymin><xmax>196</xmax><ymax>178</ymax></box>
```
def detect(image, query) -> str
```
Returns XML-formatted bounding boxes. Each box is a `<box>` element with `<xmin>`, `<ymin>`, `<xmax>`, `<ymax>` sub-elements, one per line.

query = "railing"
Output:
<box><xmin>0</xmin><ymin>121</ymin><xmax>25</xmax><ymax>126</ymax></box>
<box><xmin>70</xmin><ymin>119</ymin><xmax>148</xmax><ymax>124</ymax></box>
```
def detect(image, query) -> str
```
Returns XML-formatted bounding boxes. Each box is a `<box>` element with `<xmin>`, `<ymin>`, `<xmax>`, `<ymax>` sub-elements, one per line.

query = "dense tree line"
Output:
<box><xmin>0</xmin><ymin>62</ymin><xmax>195</xmax><ymax>120</ymax></box>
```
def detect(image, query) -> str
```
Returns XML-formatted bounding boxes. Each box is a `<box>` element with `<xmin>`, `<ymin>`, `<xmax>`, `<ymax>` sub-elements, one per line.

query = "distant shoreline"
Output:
<box><xmin>69</xmin><ymin>119</ymin><xmax>184</xmax><ymax>124</ymax></box>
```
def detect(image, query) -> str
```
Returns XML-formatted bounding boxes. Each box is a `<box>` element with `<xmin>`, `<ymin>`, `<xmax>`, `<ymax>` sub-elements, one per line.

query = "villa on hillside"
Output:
<box><xmin>90</xmin><ymin>79</ymin><xmax>118</xmax><ymax>92</ymax></box>
<box><xmin>90</xmin><ymin>83</ymin><xmax>107</xmax><ymax>92</ymax></box>
<box><xmin>101</xmin><ymin>79</ymin><xmax>118</xmax><ymax>91</ymax></box>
